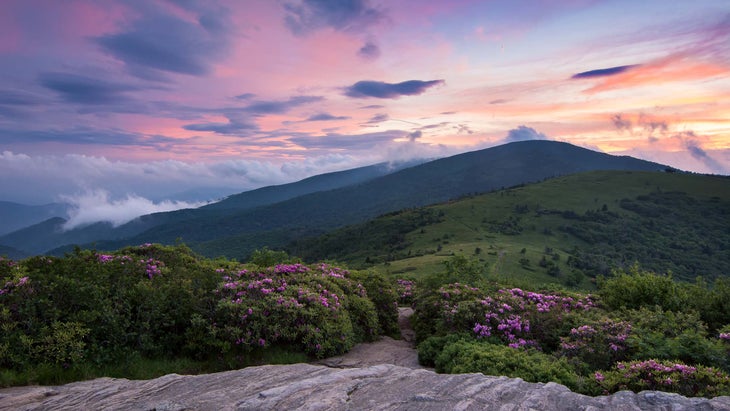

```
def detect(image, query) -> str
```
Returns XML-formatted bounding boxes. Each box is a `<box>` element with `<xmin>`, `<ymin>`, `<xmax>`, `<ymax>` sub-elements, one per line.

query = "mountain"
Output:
<box><xmin>202</xmin><ymin>161</ymin><xmax>413</xmax><ymax>212</ymax></box>
<box><xmin>61</xmin><ymin>140</ymin><xmax>668</xmax><ymax>260</ymax></box>
<box><xmin>288</xmin><ymin>170</ymin><xmax>730</xmax><ymax>284</ymax></box>
<box><xmin>0</xmin><ymin>162</ymin><xmax>405</xmax><ymax>255</ymax></box>
<box><xmin>0</xmin><ymin>244</ymin><xmax>27</xmax><ymax>260</ymax></box>
<box><xmin>0</xmin><ymin>201</ymin><xmax>69</xmax><ymax>236</ymax></box>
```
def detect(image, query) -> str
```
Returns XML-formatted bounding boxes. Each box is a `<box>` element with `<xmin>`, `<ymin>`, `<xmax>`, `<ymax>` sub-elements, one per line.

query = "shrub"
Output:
<box><xmin>558</xmin><ymin>318</ymin><xmax>632</xmax><ymax>372</ymax></box>
<box><xmin>350</xmin><ymin>270</ymin><xmax>399</xmax><ymax>336</ymax></box>
<box><xmin>395</xmin><ymin>279</ymin><xmax>416</xmax><ymax>306</ymax></box>
<box><xmin>429</xmin><ymin>338</ymin><xmax>580</xmax><ymax>391</ymax></box>
<box><xmin>595</xmin><ymin>360</ymin><xmax>730</xmax><ymax>397</ymax></box>
<box><xmin>620</xmin><ymin>307</ymin><xmax>728</xmax><ymax>371</ymax></box>
<box><xmin>0</xmin><ymin>244</ymin><xmax>396</xmax><ymax>385</ymax></box>
<box><xmin>598</xmin><ymin>266</ymin><xmax>687</xmax><ymax>312</ymax></box>
<box><xmin>212</xmin><ymin>263</ymin><xmax>397</xmax><ymax>359</ymax></box>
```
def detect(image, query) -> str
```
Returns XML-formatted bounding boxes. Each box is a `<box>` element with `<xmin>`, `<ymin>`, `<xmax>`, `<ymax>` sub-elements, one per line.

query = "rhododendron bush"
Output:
<box><xmin>211</xmin><ymin>263</ymin><xmax>386</xmax><ymax>358</ymax></box>
<box><xmin>412</xmin><ymin>267</ymin><xmax>730</xmax><ymax>397</ymax></box>
<box><xmin>0</xmin><ymin>245</ymin><xmax>397</xmax><ymax>383</ymax></box>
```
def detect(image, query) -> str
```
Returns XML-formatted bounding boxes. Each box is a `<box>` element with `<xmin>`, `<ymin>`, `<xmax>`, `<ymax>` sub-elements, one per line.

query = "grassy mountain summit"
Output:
<box><xmin>290</xmin><ymin>170</ymin><xmax>730</xmax><ymax>286</ymax></box>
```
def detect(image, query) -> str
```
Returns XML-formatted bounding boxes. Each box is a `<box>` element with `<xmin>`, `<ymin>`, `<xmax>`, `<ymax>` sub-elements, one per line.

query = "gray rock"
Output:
<box><xmin>2</xmin><ymin>364</ymin><xmax>729</xmax><ymax>410</ymax></box>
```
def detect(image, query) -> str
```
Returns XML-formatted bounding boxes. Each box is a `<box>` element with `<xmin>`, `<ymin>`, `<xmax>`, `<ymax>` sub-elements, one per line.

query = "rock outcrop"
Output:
<box><xmin>2</xmin><ymin>363</ymin><xmax>730</xmax><ymax>410</ymax></box>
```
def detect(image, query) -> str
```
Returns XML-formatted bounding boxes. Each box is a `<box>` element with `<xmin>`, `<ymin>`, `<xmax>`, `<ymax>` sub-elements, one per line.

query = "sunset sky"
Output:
<box><xmin>1</xmin><ymin>0</ymin><xmax>728</xmax><ymax>213</ymax></box>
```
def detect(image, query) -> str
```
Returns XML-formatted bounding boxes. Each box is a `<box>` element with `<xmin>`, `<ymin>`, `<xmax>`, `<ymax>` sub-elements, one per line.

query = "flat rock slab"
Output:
<box><xmin>2</xmin><ymin>363</ymin><xmax>730</xmax><ymax>410</ymax></box>
<box><xmin>315</xmin><ymin>336</ymin><xmax>423</xmax><ymax>369</ymax></box>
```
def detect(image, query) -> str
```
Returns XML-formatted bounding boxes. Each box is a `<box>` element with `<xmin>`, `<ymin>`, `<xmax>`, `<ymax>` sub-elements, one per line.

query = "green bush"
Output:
<box><xmin>598</xmin><ymin>266</ymin><xmax>687</xmax><ymax>312</ymax></box>
<box><xmin>0</xmin><ymin>245</ymin><xmax>397</xmax><ymax>386</ymax></box>
<box><xmin>350</xmin><ymin>270</ymin><xmax>399</xmax><ymax>337</ymax></box>
<box><xmin>595</xmin><ymin>360</ymin><xmax>730</xmax><ymax>397</ymax></box>
<box><xmin>620</xmin><ymin>307</ymin><xmax>728</xmax><ymax>371</ymax></box>
<box><xmin>428</xmin><ymin>337</ymin><xmax>580</xmax><ymax>391</ymax></box>
<box><xmin>558</xmin><ymin>318</ymin><xmax>632</xmax><ymax>372</ymax></box>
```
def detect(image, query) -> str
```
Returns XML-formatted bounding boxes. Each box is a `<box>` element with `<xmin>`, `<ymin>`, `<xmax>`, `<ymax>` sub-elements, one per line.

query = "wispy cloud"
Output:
<box><xmin>283</xmin><ymin>0</ymin><xmax>384</xmax><ymax>35</ymax></box>
<box><xmin>0</xmin><ymin>126</ymin><xmax>174</xmax><ymax>146</ymax></box>
<box><xmin>358</xmin><ymin>40</ymin><xmax>381</xmax><ymax>59</ymax></box>
<box><xmin>290</xmin><ymin>130</ymin><xmax>406</xmax><ymax>150</ymax></box>
<box><xmin>39</xmin><ymin>72</ymin><xmax>138</xmax><ymax>105</ymax></box>
<box><xmin>581</xmin><ymin>55</ymin><xmax>727</xmax><ymax>94</ymax></box>
<box><xmin>243</xmin><ymin>95</ymin><xmax>324</xmax><ymax>115</ymax></box>
<box><xmin>571</xmin><ymin>65</ymin><xmax>639</xmax><ymax>79</ymax></box>
<box><xmin>344</xmin><ymin>80</ymin><xmax>445</xmax><ymax>99</ymax></box>
<box><xmin>608</xmin><ymin>112</ymin><xmax>727</xmax><ymax>174</ymax></box>
<box><xmin>364</xmin><ymin>113</ymin><xmax>389</xmax><ymax>124</ymax></box>
<box><xmin>306</xmin><ymin>113</ymin><xmax>351</xmax><ymax>121</ymax></box>
<box><xmin>183</xmin><ymin>118</ymin><xmax>259</xmax><ymax>136</ymax></box>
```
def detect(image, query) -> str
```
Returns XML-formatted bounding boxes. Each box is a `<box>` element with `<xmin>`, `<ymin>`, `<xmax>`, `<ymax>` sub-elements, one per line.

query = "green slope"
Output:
<box><xmin>288</xmin><ymin>171</ymin><xmax>730</xmax><ymax>286</ymax></box>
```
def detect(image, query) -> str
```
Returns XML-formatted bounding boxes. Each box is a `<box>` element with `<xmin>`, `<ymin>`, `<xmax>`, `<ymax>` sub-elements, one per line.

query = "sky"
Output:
<box><xmin>1</xmin><ymin>0</ymin><xmax>729</xmax><ymax>226</ymax></box>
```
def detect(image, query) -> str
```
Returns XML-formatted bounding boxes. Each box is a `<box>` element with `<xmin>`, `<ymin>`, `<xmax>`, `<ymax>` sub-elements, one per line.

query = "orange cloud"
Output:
<box><xmin>582</xmin><ymin>53</ymin><xmax>728</xmax><ymax>94</ymax></box>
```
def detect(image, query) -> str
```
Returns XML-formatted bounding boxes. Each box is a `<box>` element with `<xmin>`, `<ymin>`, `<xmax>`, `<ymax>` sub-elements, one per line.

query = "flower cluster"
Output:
<box><xmin>559</xmin><ymin>318</ymin><xmax>631</xmax><ymax>369</ymax></box>
<box><xmin>315</xmin><ymin>263</ymin><xmax>349</xmax><ymax>279</ymax></box>
<box><xmin>596</xmin><ymin>359</ymin><xmax>730</xmax><ymax>397</ymax></box>
<box><xmin>0</xmin><ymin>257</ymin><xmax>18</xmax><ymax>268</ymax></box>
<box><xmin>469</xmin><ymin>287</ymin><xmax>595</xmax><ymax>350</ymax></box>
<box><xmin>0</xmin><ymin>276</ymin><xmax>28</xmax><ymax>295</ymax></box>
<box><xmin>560</xmin><ymin>320</ymin><xmax>631</xmax><ymax>353</ymax></box>
<box><xmin>96</xmin><ymin>252</ymin><xmax>162</xmax><ymax>278</ymax></box>
<box><xmin>504</xmin><ymin>287</ymin><xmax>595</xmax><ymax>313</ymax></box>
<box><xmin>720</xmin><ymin>333</ymin><xmax>730</xmax><ymax>341</ymax></box>
<box><xmin>142</xmin><ymin>258</ymin><xmax>164</xmax><ymax>278</ymax></box>
<box><xmin>396</xmin><ymin>279</ymin><xmax>415</xmax><ymax>304</ymax></box>
<box><xmin>213</xmin><ymin>263</ymin><xmax>378</xmax><ymax>357</ymax></box>
<box><xmin>273</xmin><ymin>263</ymin><xmax>310</xmax><ymax>274</ymax></box>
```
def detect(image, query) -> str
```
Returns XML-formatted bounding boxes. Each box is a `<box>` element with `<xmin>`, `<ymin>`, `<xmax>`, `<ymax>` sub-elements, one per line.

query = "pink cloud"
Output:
<box><xmin>581</xmin><ymin>53</ymin><xmax>728</xmax><ymax>94</ymax></box>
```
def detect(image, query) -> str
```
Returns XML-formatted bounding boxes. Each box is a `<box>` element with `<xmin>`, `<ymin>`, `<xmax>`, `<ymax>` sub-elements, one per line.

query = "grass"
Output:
<box><xmin>295</xmin><ymin>170</ymin><xmax>730</xmax><ymax>289</ymax></box>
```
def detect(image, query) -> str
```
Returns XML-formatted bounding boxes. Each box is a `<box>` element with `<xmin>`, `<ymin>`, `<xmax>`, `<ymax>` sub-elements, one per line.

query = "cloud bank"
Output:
<box><xmin>61</xmin><ymin>190</ymin><xmax>206</xmax><ymax>230</ymax></box>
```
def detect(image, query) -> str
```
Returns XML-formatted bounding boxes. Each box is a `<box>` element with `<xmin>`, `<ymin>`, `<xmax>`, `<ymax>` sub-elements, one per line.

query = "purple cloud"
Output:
<box><xmin>0</xmin><ymin>126</ymin><xmax>174</xmax><ymax>146</ymax></box>
<box><xmin>289</xmin><ymin>130</ymin><xmax>406</xmax><ymax>150</ymax></box>
<box><xmin>358</xmin><ymin>41</ymin><xmax>381</xmax><ymax>59</ymax></box>
<box><xmin>95</xmin><ymin>4</ymin><xmax>231</xmax><ymax>78</ymax></box>
<box><xmin>611</xmin><ymin>113</ymin><xmax>632</xmax><ymax>133</ymax></box>
<box><xmin>243</xmin><ymin>96</ymin><xmax>324</xmax><ymax>115</ymax></box>
<box><xmin>183</xmin><ymin>120</ymin><xmax>258</xmax><ymax>136</ymax></box>
<box><xmin>39</xmin><ymin>72</ymin><xmax>138</xmax><ymax>105</ymax></box>
<box><xmin>504</xmin><ymin>125</ymin><xmax>548</xmax><ymax>142</ymax></box>
<box><xmin>345</xmin><ymin>80</ymin><xmax>445</xmax><ymax>99</ymax></box>
<box><xmin>365</xmin><ymin>113</ymin><xmax>389</xmax><ymax>124</ymax></box>
<box><xmin>572</xmin><ymin>65</ymin><xmax>639</xmax><ymax>79</ymax></box>
<box><xmin>306</xmin><ymin>113</ymin><xmax>351</xmax><ymax>121</ymax></box>
<box><xmin>284</xmin><ymin>0</ymin><xmax>384</xmax><ymax>35</ymax></box>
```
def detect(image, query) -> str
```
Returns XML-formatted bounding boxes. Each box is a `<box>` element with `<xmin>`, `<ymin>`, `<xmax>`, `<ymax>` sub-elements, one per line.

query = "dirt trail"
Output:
<box><xmin>314</xmin><ymin>307</ymin><xmax>425</xmax><ymax>369</ymax></box>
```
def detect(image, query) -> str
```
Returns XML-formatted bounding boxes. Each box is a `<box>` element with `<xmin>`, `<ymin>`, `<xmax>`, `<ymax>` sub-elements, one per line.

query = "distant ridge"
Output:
<box><xmin>0</xmin><ymin>162</ymin><xmax>407</xmax><ymax>255</ymax></box>
<box><xmin>1</xmin><ymin>140</ymin><xmax>667</xmax><ymax>258</ymax></box>
<box><xmin>73</xmin><ymin>140</ymin><xmax>666</xmax><ymax>257</ymax></box>
<box><xmin>0</xmin><ymin>201</ymin><xmax>68</xmax><ymax>236</ymax></box>
<box><xmin>202</xmin><ymin>161</ymin><xmax>412</xmax><ymax>212</ymax></box>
